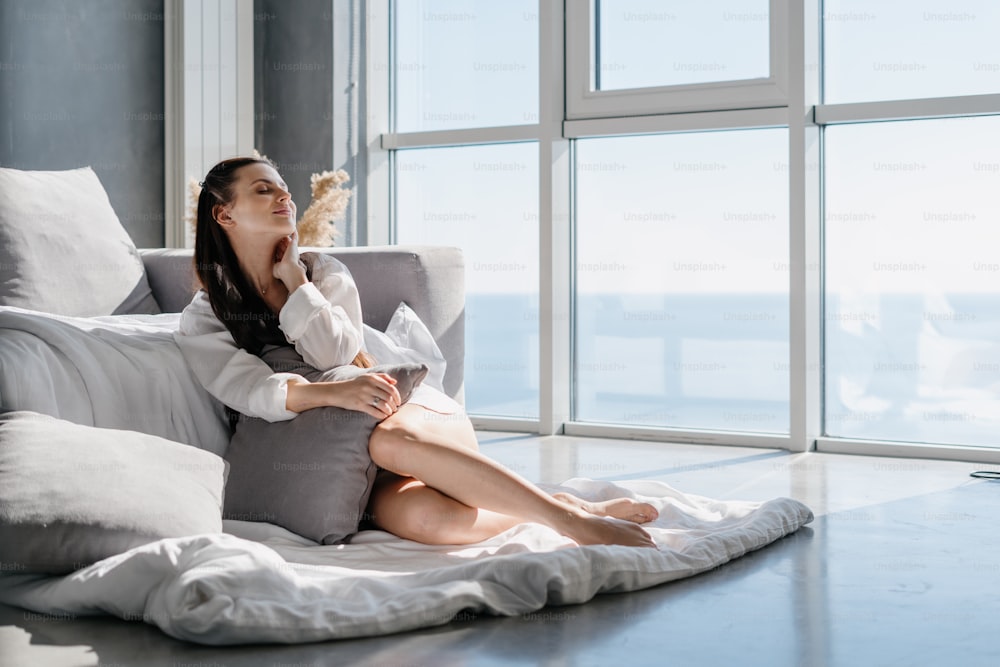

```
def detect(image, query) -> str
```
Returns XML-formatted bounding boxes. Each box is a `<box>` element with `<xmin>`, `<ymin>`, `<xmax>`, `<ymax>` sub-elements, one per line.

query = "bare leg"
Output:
<box><xmin>400</xmin><ymin>408</ymin><xmax>657</xmax><ymax>524</ymax></box>
<box><xmin>368</xmin><ymin>473</ymin><xmax>522</xmax><ymax>545</ymax></box>
<box><xmin>368</xmin><ymin>405</ymin><xmax>655</xmax><ymax>548</ymax></box>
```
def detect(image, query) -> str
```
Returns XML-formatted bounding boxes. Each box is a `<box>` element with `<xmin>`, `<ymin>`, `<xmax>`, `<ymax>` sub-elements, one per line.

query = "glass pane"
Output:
<box><xmin>594</xmin><ymin>0</ymin><xmax>770</xmax><ymax>90</ymax></box>
<box><xmin>395</xmin><ymin>143</ymin><xmax>539</xmax><ymax>418</ymax></box>
<box><xmin>825</xmin><ymin>117</ymin><xmax>1000</xmax><ymax>447</ymax></box>
<box><xmin>824</xmin><ymin>0</ymin><xmax>1000</xmax><ymax>103</ymax></box>
<box><xmin>393</xmin><ymin>0</ymin><xmax>538</xmax><ymax>132</ymax></box>
<box><xmin>575</xmin><ymin>129</ymin><xmax>789</xmax><ymax>433</ymax></box>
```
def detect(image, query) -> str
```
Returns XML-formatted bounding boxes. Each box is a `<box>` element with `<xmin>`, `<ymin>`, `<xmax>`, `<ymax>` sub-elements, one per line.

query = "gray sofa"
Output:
<box><xmin>138</xmin><ymin>245</ymin><xmax>466</xmax><ymax>404</ymax></box>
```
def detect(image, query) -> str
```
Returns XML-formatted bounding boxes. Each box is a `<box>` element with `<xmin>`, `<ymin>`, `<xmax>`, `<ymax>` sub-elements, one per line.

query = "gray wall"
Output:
<box><xmin>0</xmin><ymin>0</ymin><xmax>344</xmax><ymax>249</ymax></box>
<box><xmin>0</xmin><ymin>0</ymin><xmax>165</xmax><ymax>247</ymax></box>
<box><xmin>254</xmin><ymin>0</ymin><xmax>334</xmax><ymax>218</ymax></box>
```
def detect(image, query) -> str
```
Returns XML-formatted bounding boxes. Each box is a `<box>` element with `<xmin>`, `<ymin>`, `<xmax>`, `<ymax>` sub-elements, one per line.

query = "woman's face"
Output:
<box><xmin>218</xmin><ymin>162</ymin><xmax>297</xmax><ymax>237</ymax></box>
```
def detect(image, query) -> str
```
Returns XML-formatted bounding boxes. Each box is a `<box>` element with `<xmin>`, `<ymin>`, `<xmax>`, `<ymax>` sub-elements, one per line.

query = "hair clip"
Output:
<box><xmin>198</xmin><ymin>180</ymin><xmax>205</xmax><ymax>187</ymax></box>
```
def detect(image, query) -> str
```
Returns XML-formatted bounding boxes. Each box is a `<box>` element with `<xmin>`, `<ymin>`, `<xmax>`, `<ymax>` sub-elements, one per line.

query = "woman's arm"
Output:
<box><xmin>177</xmin><ymin>286</ymin><xmax>398</xmax><ymax>421</ymax></box>
<box><xmin>274</xmin><ymin>240</ymin><xmax>366</xmax><ymax>371</ymax></box>
<box><xmin>278</xmin><ymin>274</ymin><xmax>364</xmax><ymax>370</ymax></box>
<box><xmin>174</xmin><ymin>292</ymin><xmax>309</xmax><ymax>422</ymax></box>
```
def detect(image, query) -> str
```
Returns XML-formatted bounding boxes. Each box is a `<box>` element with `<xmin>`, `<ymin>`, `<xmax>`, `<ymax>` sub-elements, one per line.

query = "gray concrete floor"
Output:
<box><xmin>2</xmin><ymin>432</ymin><xmax>999</xmax><ymax>667</ymax></box>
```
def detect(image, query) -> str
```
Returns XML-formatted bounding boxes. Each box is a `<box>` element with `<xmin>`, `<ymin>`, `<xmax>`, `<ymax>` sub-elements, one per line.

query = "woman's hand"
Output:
<box><xmin>323</xmin><ymin>373</ymin><xmax>403</xmax><ymax>419</ymax></box>
<box><xmin>272</xmin><ymin>229</ymin><xmax>308</xmax><ymax>291</ymax></box>
<box><xmin>285</xmin><ymin>374</ymin><xmax>403</xmax><ymax>419</ymax></box>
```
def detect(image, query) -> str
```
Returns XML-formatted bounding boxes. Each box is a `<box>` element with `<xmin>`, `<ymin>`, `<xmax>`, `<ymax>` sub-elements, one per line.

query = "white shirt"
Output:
<box><xmin>173</xmin><ymin>253</ymin><xmax>365</xmax><ymax>423</ymax></box>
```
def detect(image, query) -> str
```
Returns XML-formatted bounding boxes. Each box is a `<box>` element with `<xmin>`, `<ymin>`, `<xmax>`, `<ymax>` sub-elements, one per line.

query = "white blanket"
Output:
<box><xmin>0</xmin><ymin>478</ymin><xmax>812</xmax><ymax>645</ymax></box>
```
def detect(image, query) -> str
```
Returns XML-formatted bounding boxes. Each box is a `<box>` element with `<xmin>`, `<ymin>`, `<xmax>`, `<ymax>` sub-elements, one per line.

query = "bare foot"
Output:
<box><xmin>552</xmin><ymin>492</ymin><xmax>659</xmax><ymax>524</ymax></box>
<box><xmin>554</xmin><ymin>511</ymin><xmax>657</xmax><ymax>549</ymax></box>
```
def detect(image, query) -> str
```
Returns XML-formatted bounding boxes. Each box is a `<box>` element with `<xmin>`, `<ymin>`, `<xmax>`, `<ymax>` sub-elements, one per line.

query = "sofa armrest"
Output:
<box><xmin>138</xmin><ymin>246</ymin><xmax>465</xmax><ymax>404</ymax></box>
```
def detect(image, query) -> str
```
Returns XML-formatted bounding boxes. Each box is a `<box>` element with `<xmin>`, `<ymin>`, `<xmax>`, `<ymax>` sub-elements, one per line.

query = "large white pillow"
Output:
<box><xmin>0</xmin><ymin>166</ymin><xmax>159</xmax><ymax>316</ymax></box>
<box><xmin>0</xmin><ymin>411</ymin><xmax>228</xmax><ymax>574</ymax></box>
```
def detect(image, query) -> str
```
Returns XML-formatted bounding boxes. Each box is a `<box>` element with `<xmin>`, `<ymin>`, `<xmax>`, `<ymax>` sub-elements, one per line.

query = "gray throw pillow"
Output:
<box><xmin>0</xmin><ymin>411</ymin><xmax>228</xmax><ymax>574</ymax></box>
<box><xmin>222</xmin><ymin>345</ymin><xmax>428</xmax><ymax>544</ymax></box>
<box><xmin>0</xmin><ymin>166</ymin><xmax>160</xmax><ymax>316</ymax></box>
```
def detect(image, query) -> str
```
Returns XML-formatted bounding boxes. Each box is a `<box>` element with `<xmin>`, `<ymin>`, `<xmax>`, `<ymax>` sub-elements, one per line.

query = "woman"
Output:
<box><xmin>175</xmin><ymin>156</ymin><xmax>657</xmax><ymax>548</ymax></box>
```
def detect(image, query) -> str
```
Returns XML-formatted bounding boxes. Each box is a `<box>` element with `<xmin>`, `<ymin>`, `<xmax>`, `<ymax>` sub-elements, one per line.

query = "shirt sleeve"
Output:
<box><xmin>277</xmin><ymin>253</ymin><xmax>365</xmax><ymax>371</ymax></box>
<box><xmin>173</xmin><ymin>290</ymin><xmax>307</xmax><ymax>422</ymax></box>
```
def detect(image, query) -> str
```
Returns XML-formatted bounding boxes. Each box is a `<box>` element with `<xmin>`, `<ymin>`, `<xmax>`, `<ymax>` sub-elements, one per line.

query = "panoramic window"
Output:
<box><xmin>377</xmin><ymin>1</ymin><xmax>1000</xmax><ymax>455</ymax></box>
<box><xmin>824</xmin><ymin>117</ymin><xmax>1000</xmax><ymax>447</ymax></box>
<box><xmin>390</xmin><ymin>1</ymin><xmax>540</xmax><ymax>419</ymax></box>
<box><xmin>394</xmin><ymin>144</ymin><xmax>539</xmax><ymax>418</ymax></box>
<box><xmin>575</xmin><ymin>129</ymin><xmax>789</xmax><ymax>433</ymax></box>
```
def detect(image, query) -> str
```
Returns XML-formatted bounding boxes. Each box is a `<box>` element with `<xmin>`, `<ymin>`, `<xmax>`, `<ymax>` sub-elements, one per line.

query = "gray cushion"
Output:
<box><xmin>222</xmin><ymin>346</ymin><xmax>428</xmax><ymax>544</ymax></box>
<box><xmin>0</xmin><ymin>411</ymin><xmax>228</xmax><ymax>574</ymax></box>
<box><xmin>0</xmin><ymin>166</ymin><xmax>159</xmax><ymax>316</ymax></box>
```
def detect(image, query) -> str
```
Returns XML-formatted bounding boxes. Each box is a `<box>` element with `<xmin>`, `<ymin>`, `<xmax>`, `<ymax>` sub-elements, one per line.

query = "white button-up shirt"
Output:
<box><xmin>173</xmin><ymin>254</ymin><xmax>364</xmax><ymax>422</ymax></box>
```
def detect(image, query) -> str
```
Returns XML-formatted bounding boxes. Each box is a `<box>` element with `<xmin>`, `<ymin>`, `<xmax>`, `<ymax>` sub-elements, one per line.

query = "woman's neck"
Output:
<box><xmin>228</xmin><ymin>234</ymin><xmax>283</xmax><ymax>295</ymax></box>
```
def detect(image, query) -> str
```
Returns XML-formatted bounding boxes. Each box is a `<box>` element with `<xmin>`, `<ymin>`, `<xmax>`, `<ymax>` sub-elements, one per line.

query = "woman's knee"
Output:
<box><xmin>369</xmin><ymin>411</ymin><xmax>425</xmax><ymax>471</ymax></box>
<box><xmin>368</xmin><ymin>405</ymin><xmax>478</xmax><ymax>471</ymax></box>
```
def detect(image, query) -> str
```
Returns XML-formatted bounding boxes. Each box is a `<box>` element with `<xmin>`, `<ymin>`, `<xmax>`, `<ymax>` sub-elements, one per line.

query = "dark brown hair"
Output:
<box><xmin>193</xmin><ymin>156</ymin><xmax>287</xmax><ymax>355</ymax></box>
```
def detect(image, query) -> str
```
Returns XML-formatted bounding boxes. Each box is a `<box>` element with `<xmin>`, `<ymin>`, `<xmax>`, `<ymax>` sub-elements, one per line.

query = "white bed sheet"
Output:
<box><xmin>0</xmin><ymin>478</ymin><xmax>812</xmax><ymax>645</ymax></box>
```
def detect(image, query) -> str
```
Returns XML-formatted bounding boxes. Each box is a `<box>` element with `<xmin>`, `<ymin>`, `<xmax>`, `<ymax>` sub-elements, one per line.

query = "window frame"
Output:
<box><xmin>565</xmin><ymin>0</ymin><xmax>790</xmax><ymax>119</ymax></box>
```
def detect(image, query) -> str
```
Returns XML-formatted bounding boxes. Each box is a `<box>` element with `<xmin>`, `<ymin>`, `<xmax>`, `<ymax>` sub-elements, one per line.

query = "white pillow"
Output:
<box><xmin>0</xmin><ymin>411</ymin><xmax>227</xmax><ymax>574</ymax></box>
<box><xmin>0</xmin><ymin>166</ymin><xmax>159</xmax><ymax>316</ymax></box>
<box><xmin>363</xmin><ymin>302</ymin><xmax>448</xmax><ymax>393</ymax></box>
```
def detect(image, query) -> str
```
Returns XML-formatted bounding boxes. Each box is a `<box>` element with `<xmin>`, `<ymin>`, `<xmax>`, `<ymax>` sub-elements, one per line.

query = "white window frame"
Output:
<box><xmin>163</xmin><ymin>0</ymin><xmax>255</xmax><ymax>249</ymax></box>
<box><xmin>565</xmin><ymin>0</ymin><xmax>789</xmax><ymax>119</ymax></box>
<box><xmin>367</xmin><ymin>0</ymin><xmax>1000</xmax><ymax>464</ymax></box>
